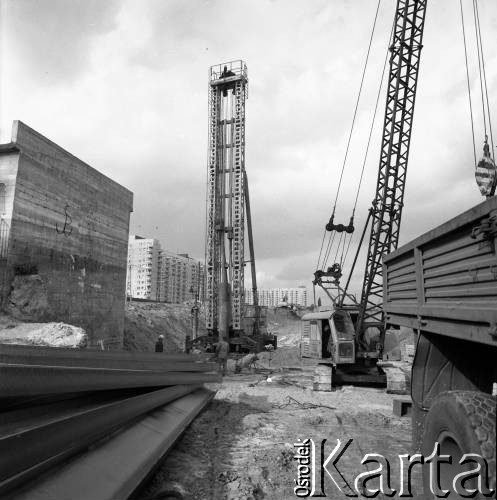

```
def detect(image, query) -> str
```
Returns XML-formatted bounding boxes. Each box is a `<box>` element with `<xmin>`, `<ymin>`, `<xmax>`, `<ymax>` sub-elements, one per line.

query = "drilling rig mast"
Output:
<box><xmin>205</xmin><ymin>61</ymin><xmax>268</xmax><ymax>348</ymax></box>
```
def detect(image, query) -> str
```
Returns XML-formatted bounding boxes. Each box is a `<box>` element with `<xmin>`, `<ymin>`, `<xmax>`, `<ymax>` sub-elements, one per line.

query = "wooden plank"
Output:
<box><xmin>387</xmin><ymin>264</ymin><xmax>416</xmax><ymax>280</ymax></box>
<box><xmin>387</xmin><ymin>283</ymin><xmax>417</xmax><ymax>294</ymax></box>
<box><xmin>421</xmin><ymin>232</ymin><xmax>477</xmax><ymax>260</ymax></box>
<box><xmin>384</xmin><ymin>303</ymin><xmax>497</xmax><ymax>324</ymax></box>
<box><xmin>386</xmin><ymin>273</ymin><xmax>417</xmax><ymax>286</ymax></box>
<box><xmin>422</xmin><ymin>242</ymin><xmax>492</xmax><ymax>271</ymax></box>
<box><xmin>387</xmin><ymin>291</ymin><xmax>418</xmax><ymax>300</ymax></box>
<box><xmin>424</xmin><ymin>270</ymin><xmax>497</xmax><ymax>288</ymax></box>
<box><xmin>385</xmin><ymin>313</ymin><xmax>496</xmax><ymax>346</ymax></box>
<box><xmin>384</xmin><ymin>196</ymin><xmax>497</xmax><ymax>263</ymax></box>
<box><xmin>423</xmin><ymin>255</ymin><xmax>497</xmax><ymax>279</ymax></box>
<box><xmin>425</xmin><ymin>286</ymin><xmax>497</xmax><ymax>298</ymax></box>
<box><xmin>385</xmin><ymin>256</ymin><xmax>416</xmax><ymax>274</ymax></box>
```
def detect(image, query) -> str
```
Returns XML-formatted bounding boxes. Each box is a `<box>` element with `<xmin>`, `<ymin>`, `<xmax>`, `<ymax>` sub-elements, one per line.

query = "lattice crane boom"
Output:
<box><xmin>356</xmin><ymin>0</ymin><xmax>428</xmax><ymax>346</ymax></box>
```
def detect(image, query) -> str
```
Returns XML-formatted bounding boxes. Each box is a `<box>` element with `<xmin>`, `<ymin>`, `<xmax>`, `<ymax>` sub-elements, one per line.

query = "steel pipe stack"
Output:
<box><xmin>0</xmin><ymin>344</ymin><xmax>220</xmax><ymax>499</ymax></box>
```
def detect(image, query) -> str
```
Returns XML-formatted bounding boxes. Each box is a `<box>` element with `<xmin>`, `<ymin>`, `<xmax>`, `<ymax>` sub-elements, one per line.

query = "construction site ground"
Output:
<box><xmin>140</xmin><ymin>347</ymin><xmax>421</xmax><ymax>500</ymax></box>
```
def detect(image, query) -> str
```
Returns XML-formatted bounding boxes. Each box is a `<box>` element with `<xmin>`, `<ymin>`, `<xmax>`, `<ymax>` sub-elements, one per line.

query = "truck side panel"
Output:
<box><xmin>384</xmin><ymin>197</ymin><xmax>497</xmax><ymax>347</ymax></box>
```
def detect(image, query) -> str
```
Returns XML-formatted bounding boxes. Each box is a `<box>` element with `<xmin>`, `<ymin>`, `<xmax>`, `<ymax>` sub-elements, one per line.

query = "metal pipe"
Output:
<box><xmin>0</xmin><ymin>385</ymin><xmax>202</xmax><ymax>495</ymax></box>
<box><xmin>0</xmin><ymin>364</ymin><xmax>221</xmax><ymax>397</ymax></box>
<box><xmin>0</xmin><ymin>346</ymin><xmax>212</xmax><ymax>371</ymax></box>
<box><xmin>5</xmin><ymin>389</ymin><xmax>215</xmax><ymax>500</ymax></box>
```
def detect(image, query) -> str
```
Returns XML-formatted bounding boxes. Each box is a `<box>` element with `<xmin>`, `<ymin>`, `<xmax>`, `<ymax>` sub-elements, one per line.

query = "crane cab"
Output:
<box><xmin>300</xmin><ymin>308</ymin><xmax>356</xmax><ymax>364</ymax></box>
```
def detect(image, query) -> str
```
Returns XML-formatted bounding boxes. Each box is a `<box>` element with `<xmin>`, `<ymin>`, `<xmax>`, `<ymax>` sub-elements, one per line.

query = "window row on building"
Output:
<box><xmin>126</xmin><ymin>235</ymin><xmax>205</xmax><ymax>303</ymax></box>
<box><xmin>245</xmin><ymin>286</ymin><xmax>308</xmax><ymax>307</ymax></box>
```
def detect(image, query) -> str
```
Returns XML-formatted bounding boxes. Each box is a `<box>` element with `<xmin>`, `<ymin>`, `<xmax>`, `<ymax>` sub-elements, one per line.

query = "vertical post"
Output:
<box><xmin>244</xmin><ymin>170</ymin><xmax>259</xmax><ymax>335</ymax></box>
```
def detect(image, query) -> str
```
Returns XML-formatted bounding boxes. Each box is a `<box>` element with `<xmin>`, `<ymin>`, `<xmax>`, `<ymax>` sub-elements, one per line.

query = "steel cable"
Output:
<box><xmin>459</xmin><ymin>0</ymin><xmax>477</xmax><ymax>166</ymax></box>
<box><xmin>473</xmin><ymin>0</ymin><xmax>495</xmax><ymax>160</ymax></box>
<box><xmin>320</xmin><ymin>0</ymin><xmax>382</xmax><ymax>276</ymax></box>
<box><xmin>328</xmin><ymin>0</ymin><xmax>383</xmax><ymax>220</ymax></box>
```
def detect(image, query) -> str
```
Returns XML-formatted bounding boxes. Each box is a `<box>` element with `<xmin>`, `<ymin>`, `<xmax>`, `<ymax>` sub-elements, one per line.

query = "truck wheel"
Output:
<box><xmin>421</xmin><ymin>391</ymin><xmax>496</xmax><ymax>498</ymax></box>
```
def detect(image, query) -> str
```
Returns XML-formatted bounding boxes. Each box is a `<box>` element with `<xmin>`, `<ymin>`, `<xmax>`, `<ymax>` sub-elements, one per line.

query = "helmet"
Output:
<box><xmin>159</xmin><ymin>334</ymin><xmax>164</xmax><ymax>339</ymax></box>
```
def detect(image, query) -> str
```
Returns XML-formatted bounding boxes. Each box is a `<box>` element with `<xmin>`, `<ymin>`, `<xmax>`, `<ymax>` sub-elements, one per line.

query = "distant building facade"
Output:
<box><xmin>126</xmin><ymin>237</ymin><xmax>204</xmax><ymax>304</ymax></box>
<box><xmin>126</xmin><ymin>235</ymin><xmax>162</xmax><ymax>300</ymax></box>
<box><xmin>245</xmin><ymin>286</ymin><xmax>308</xmax><ymax>307</ymax></box>
<box><xmin>158</xmin><ymin>251</ymin><xmax>205</xmax><ymax>304</ymax></box>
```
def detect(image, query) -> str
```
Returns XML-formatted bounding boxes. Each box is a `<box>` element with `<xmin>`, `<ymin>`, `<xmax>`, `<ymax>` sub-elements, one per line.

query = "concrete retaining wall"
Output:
<box><xmin>0</xmin><ymin>121</ymin><xmax>133</xmax><ymax>347</ymax></box>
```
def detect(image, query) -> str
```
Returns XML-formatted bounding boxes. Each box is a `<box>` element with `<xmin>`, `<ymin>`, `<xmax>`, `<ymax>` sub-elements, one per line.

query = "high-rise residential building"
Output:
<box><xmin>126</xmin><ymin>235</ymin><xmax>205</xmax><ymax>303</ymax></box>
<box><xmin>126</xmin><ymin>235</ymin><xmax>162</xmax><ymax>300</ymax></box>
<box><xmin>245</xmin><ymin>286</ymin><xmax>308</xmax><ymax>307</ymax></box>
<box><xmin>158</xmin><ymin>251</ymin><xmax>205</xmax><ymax>304</ymax></box>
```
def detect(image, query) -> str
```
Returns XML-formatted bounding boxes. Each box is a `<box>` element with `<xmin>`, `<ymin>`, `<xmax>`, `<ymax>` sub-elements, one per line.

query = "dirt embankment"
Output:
<box><xmin>124</xmin><ymin>304</ymin><xmax>306</xmax><ymax>353</ymax></box>
<box><xmin>123</xmin><ymin>301</ymin><xmax>206</xmax><ymax>352</ymax></box>
<box><xmin>265</xmin><ymin>307</ymin><xmax>305</xmax><ymax>347</ymax></box>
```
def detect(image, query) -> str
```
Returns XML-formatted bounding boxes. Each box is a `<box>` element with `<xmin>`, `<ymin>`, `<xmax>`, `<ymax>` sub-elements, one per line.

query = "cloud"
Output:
<box><xmin>0</xmin><ymin>0</ymin><xmax>120</xmax><ymax>85</ymax></box>
<box><xmin>1</xmin><ymin>0</ymin><xmax>496</xmax><ymax>303</ymax></box>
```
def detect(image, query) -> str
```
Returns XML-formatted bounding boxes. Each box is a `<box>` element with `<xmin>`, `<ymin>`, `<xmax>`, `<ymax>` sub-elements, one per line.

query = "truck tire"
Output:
<box><xmin>421</xmin><ymin>391</ymin><xmax>496</xmax><ymax>498</ymax></box>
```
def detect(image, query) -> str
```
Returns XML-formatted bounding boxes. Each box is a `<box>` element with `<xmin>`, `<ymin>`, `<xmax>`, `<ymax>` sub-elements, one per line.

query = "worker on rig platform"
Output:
<box><xmin>215</xmin><ymin>337</ymin><xmax>229</xmax><ymax>376</ymax></box>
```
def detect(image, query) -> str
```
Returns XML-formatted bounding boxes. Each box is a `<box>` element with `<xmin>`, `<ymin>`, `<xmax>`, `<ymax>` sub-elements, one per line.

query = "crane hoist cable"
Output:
<box><xmin>459</xmin><ymin>0</ymin><xmax>477</xmax><ymax>166</ymax></box>
<box><xmin>341</xmin><ymin>22</ymin><xmax>393</xmax><ymax>272</ymax></box>
<box><xmin>473</xmin><ymin>0</ymin><xmax>488</xmax><ymax>142</ymax></box>
<box><xmin>473</xmin><ymin>0</ymin><xmax>495</xmax><ymax>160</ymax></box>
<box><xmin>459</xmin><ymin>0</ymin><xmax>496</xmax><ymax>166</ymax></box>
<box><xmin>322</xmin><ymin>10</ymin><xmax>394</xmax><ymax>281</ymax></box>
<box><xmin>316</xmin><ymin>0</ymin><xmax>382</xmax><ymax>273</ymax></box>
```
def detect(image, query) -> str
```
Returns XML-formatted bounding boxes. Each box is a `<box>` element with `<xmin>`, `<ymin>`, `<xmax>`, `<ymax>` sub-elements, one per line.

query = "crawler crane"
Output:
<box><xmin>302</xmin><ymin>0</ymin><xmax>427</xmax><ymax>383</ymax></box>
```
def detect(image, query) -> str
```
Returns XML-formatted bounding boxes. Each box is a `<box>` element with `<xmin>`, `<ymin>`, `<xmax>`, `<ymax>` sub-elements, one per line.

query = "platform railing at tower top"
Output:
<box><xmin>209</xmin><ymin>60</ymin><xmax>248</xmax><ymax>82</ymax></box>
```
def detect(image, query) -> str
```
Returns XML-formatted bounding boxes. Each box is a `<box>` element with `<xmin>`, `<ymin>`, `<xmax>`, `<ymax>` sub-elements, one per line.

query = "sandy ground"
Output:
<box><xmin>140</xmin><ymin>364</ymin><xmax>421</xmax><ymax>500</ymax></box>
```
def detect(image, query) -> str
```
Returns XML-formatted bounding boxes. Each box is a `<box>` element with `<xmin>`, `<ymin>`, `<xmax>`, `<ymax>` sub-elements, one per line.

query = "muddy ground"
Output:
<box><xmin>139</xmin><ymin>362</ymin><xmax>421</xmax><ymax>500</ymax></box>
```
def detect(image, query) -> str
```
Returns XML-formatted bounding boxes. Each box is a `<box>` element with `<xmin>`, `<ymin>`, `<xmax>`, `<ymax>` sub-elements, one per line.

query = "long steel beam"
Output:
<box><xmin>0</xmin><ymin>385</ymin><xmax>202</xmax><ymax>495</ymax></box>
<box><xmin>0</xmin><ymin>363</ymin><xmax>221</xmax><ymax>397</ymax></box>
<box><xmin>0</xmin><ymin>344</ymin><xmax>208</xmax><ymax>368</ymax></box>
<box><xmin>5</xmin><ymin>389</ymin><xmax>215</xmax><ymax>500</ymax></box>
<box><xmin>0</xmin><ymin>353</ymin><xmax>215</xmax><ymax>372</ymax></box>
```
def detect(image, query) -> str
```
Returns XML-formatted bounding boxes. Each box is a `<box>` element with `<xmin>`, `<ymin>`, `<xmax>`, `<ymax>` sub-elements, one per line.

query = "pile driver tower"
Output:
<box><xmin>205</xmin><ymin>61</ymin><xmax>264</xmax><ymax>347</ymax></box>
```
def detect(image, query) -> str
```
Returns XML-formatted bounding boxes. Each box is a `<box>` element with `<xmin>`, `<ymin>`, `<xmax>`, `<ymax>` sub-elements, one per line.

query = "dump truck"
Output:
<box><xmin>383</xmin><ymin>196</ymin><xmax>497</xmax><ymax>495</ymax></box>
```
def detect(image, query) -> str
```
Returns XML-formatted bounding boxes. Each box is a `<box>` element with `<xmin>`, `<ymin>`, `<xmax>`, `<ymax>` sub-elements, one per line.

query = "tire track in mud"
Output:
<box><xmin>140</xmin><ymin>380</ymin><xmax>416</xmax><ymax>500</ymax></box>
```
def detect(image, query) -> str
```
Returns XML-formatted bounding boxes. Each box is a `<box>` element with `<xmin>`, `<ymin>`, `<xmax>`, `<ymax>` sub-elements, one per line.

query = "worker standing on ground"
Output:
<box><xmin>155</xmin><ymin>334</ymin><xmax>164</xmax><ymax>353</ymax></box>
<box><xmin>215</xmin><ymin>337</ymin><xmax>229</xmax><ymax>376</ymax></box>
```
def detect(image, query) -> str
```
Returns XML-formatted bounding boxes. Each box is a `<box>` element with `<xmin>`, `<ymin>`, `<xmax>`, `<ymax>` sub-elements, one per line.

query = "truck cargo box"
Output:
<box><xmin>383</xmin><ymin>196</ymin><xmax>497</xmax><ymax>346</ymax></box>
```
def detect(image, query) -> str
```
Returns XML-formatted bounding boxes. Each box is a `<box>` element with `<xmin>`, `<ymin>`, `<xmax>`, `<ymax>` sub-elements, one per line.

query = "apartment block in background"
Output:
<box><xmin>126</xmin><ymin>235</ymin><xmax>161</xmax><ymax>300</ymax></box>
<box><xmin>245</xmin><ymin>286</ymin><xmax>308</xmax><ymax>307</ymax></box>
<box><xmin>158</xmin><ymin>251</ymin><xmax>205</xmax><ymax>304</ymax></box>
<box><xmin>126</xmin><ymin>238</ymin><xmax>205</xmax><ymax>304</ymax></box>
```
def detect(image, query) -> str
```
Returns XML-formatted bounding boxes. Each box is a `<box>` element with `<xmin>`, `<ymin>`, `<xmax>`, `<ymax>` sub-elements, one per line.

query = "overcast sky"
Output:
<box><xmin>1</xmin><ymin>0</ymin><xmax>496</xmax><ymax>301</ymax></box>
